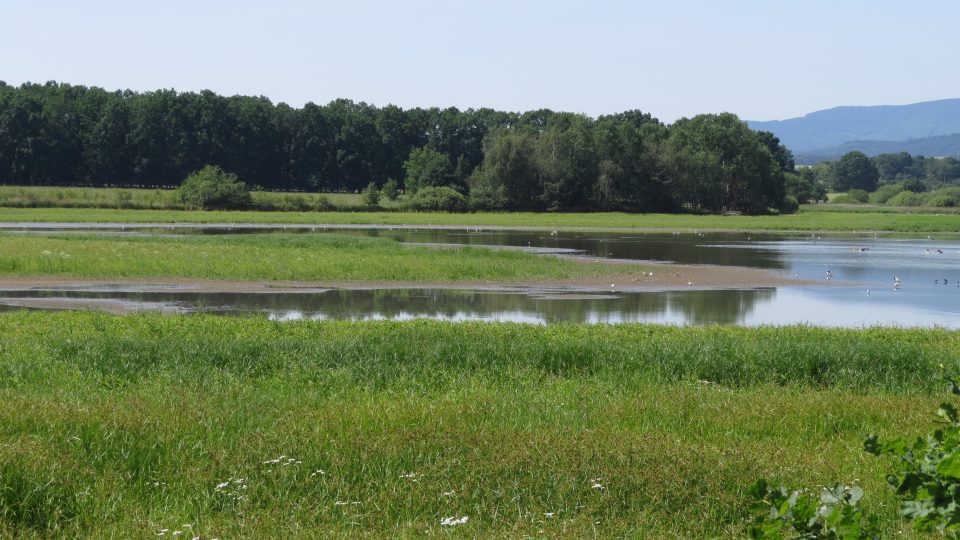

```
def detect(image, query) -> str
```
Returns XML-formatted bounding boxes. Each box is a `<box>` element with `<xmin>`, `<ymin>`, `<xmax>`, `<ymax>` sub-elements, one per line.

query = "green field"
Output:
<box><xmin>0</xmin><ymin>312</ymin><xmax>955</xmax><ymax>538</ymax></box>
<box><xmin>2</xmin><ymin>205</ymin><xmax>960</xmax><ymax>233</ymax></box>
<box><xmin>1</xmin><ymin>190</ymin><xmax>955</xmax><ymax>538</ymax></box>
<box><xmin>0</xmin><ymin>233</ymin><xmax>632</xmax><ymax>282</ymax></box>
<box><xmin>0</xmin><ymin>186</ymin><xmax>401</xmax><ymax>212</ymax></box>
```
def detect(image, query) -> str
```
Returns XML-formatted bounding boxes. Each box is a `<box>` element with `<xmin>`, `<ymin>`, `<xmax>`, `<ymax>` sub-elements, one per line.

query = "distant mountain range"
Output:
<box><xmin>791</xmin><ymin>134</ymin><xmax>960</xmax><ymax>164</ymax></box>
<box><xmin>747</xmin><ymin>99</ymin><xmax>960</xmax><ymax>164</ymax></box>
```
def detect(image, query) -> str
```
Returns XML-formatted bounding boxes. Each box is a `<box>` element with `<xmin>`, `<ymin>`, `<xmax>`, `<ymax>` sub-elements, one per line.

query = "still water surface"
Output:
<box><xmin>2</xmin><ymin>225</ymin><xmax>959</xmax><ymax>327</ymax></box>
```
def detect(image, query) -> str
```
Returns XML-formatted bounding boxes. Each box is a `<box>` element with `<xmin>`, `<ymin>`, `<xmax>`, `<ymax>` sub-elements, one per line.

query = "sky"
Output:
<box><xmin>1</xmin><ymin>0</ymin><xmax>957</xmax><ymax>123</ymax></box>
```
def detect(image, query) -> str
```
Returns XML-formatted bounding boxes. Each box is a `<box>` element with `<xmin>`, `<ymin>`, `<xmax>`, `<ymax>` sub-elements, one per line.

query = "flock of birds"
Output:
<box><xmin>859</xmin><ymin>274</ymin><xmax>960</xmax><ymax>296</ymax></box>
<box><xmin>824</xmin><ymin>254</ymin><xmax>960</xmax><ymax>296</ymax></box>
<box><xmin>463</xmin><ymin>228</ymin><xmax>957</xmax><ymax>299</ymax></box>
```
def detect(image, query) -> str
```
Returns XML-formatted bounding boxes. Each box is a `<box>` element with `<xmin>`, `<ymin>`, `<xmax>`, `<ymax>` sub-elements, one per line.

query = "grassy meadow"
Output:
<box><xmin>2</xmin><ymin>204</ymin><xmax>960</xmax><ymax>233</ymax></box>
<box><xmin>0</xmin><ymin>233</ymin><xmax>633</xmax><ymax>282</ymax></box>
<box><xmin>0</xmin><ymin>186</ymin><xmax>400</xmax><ymax>212</ymax></box>
<box><xmin>0</xmin><ymin>312</ymin><xmax>957</xmax><ymax>538</ymax></box>
<box><xmin>3</xmin><ymin>187</ymin><xmax>958</xmax><ymax>538</ymax></box>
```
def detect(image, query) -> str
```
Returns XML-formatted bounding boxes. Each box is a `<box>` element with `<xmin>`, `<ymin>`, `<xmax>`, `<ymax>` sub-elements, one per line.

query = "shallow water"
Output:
<box><xmin>2</xmin><ymin>224</ymin><xmax>959</xmax><ymax>327</ymax></box>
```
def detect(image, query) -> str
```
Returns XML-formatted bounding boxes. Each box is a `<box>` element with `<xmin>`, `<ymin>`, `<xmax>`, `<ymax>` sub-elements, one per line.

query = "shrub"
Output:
<box><xmin>865</xmin><ymin>369</ymin><xmax>960</xmax><ymax>536</ymax></box>
<box><xmin>847</xmin><ymin>189</ymin><xmax>869</xmax><ymax>203</ymax></box>
<box><xmin>313</xmin><ymin>195</ymin><xmax>334</xmax><ymax>211</ymax></box>
<box><xmin>926</xmin><ymin>194</ymin><xmax>960</xmax><ymax>208</ymax></box>
<box><xmin>748</xmin><ymin>480</ymin><xmax>880</xmax><ymax>539</ymax></box>
<box><xmin>381</xmin><ymin>178</ymin><xmax>400</xmax><ymax>201</ymax></box>
<box><xmin>360</xmin><ymin>182</ymin><xmax>381</xmax><ymax>206</ymax></box>
<box><xmin>868</xmin><ymin>183</ymin><xmax>902</xmax><ymax>204</ymax></box>
<box><xmin>280</xmin><ymin>194</ymin><xmax>311</xmax><ymax>211</ymax></box>
<box><xmin>923</xmin><ymin>187</ymin><xmax>960</xmax><ymax>208</ymax></box>
<box><xmin>404</xmin><ymin>186</ymin><xmax>468</xmax><ymax>212</ymax></box>
<box><xmin>178</xmin><ymin>165</ymin><xmax>251</xmax><ymax>210</ymax></box>
<box><xmin>886</xmin><ymin>191</ymin><xmax>928</xmax><ymax>207</ymax></box>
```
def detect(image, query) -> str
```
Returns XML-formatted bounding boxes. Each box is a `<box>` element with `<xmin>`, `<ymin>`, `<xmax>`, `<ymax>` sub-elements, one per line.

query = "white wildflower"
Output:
<box><xmin>440</xmin><ymin>516</ymin><xmax>469</xmax><ymax>527</ymax></box>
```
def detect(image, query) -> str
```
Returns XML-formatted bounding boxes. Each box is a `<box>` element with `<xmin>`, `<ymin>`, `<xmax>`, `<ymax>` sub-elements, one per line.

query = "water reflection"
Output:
<box><xmin>0</xmin><ymin>287</ymin><xmax>778</xmax><ymax>325</ymax></box>
<box><xmin>0</xmin><ymin>286</ymin><xmax>955</xmax><ymax>326</ymax></box>
<box><xmin>2</xmin><ymin>224</ymin><xmax>960</xmax><ymax>327</ymax></box>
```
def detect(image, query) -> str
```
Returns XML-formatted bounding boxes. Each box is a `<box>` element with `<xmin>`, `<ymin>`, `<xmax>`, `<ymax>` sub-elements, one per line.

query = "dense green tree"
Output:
<box><xmin>926</xmin><ymin>157</ymin><xmax>960</xmax><ymax>185</ymax></box>
<box><xmin>0</xmin><ymin>92</ymin><xmax>61</xmax><ymax>184</ymax></box>
<box><xmin>289</xmin><ymin>102</ymin><xmax>337</xmax><ymax>191</ymax></box>
<box><xmin>831</xmin><ymin>151</ymin><xmax>879</xmax><ymax>192</ymax></box>
<box><xmin>790</xmin><ymin>168</ymin><xmax>828</xmax><ymax>203</ymax></box>
<box><xmin>472</xmin><ymin>130</ymin><xmax>540</xmax><ymax>210</ymax></box>
<box><xmin>533</xmin><ymin>113</ymin><xmax>597</xmax><ymax>210</ymax></box>
<box><xmin>872</xmin><ymin>152</ymin><xmax>914</xmax><ymax>181</ymax></box>
<box><xmin>755</xmin><ymin>131</ymin><xmax>795</xmax><ymax>173</ymax></box>
<box><xmin>83</xmin><ymin>97</ymin><xmax>131</xmax><ymax>186</ymax></box>
<box><xmin>665</xmin><ymin>113</ymin><xmax>785</xmax><ymax>213</ymax></box>
<box><xmin>592</xmin><ymin>111</ymin><xmax>670</xmax><ymax>210</ymax></box>
<box><xmin>403</xmin><ymin>146</ymin><xmax>455</xmax><ymax>192</ymax></box>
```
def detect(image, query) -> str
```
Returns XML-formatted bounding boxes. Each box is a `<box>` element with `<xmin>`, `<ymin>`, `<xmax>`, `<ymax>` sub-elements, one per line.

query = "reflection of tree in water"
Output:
<box><xmin>663</xmin><ymin>289</ymin><xmax>776</xmax><ymax>324</ymax></box>
<box><xmin>366</xmin><ymin>230</ymin><xmax>789</xmax><ymax>270</ymax></box>
<box><xmin>6</xmin><ymin>287</ymin><xmax>777</xmax><ymax>325</ymax></box>
<box><xmin>111</xmin><ymin>227</ymin><xmax>791</xmax><ymax>269</ymax></box>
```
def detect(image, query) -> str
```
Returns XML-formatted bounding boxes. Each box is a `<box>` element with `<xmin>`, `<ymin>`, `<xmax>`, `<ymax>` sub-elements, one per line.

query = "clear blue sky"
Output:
<box><xmin>2</xmin><ymin>0</ymin><xmax>957</xmax><ymax>122</ymax></box>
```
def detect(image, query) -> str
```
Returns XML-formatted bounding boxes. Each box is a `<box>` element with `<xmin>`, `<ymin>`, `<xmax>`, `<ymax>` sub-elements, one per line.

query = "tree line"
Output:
<box><xmin>802</xmin><ymin>151</ymin><xmax>960</xmax><ymax>193</ymax></box>
<box><xmin>0</xmin><ymin>81</ymin><xmax>798</xmax><ymax>213</ymax></box>
<box><xmin>797</xmin><ymin>150</ymin><xmax>960</xmax><ymax>207</ymax></box>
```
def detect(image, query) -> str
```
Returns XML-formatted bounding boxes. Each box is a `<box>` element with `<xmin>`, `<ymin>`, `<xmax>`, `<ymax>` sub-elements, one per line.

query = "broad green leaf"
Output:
<box><xmin>938</xmin><ymin>453</ymin><xmax>960</xmax><ymax>478</ymax></box>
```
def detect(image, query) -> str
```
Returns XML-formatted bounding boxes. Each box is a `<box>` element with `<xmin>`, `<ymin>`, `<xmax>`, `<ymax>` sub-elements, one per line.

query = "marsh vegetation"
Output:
<box><xmin>0</xmin><ymin>233</ymin><xmax>633</xmax><ymax>282</ymax></box>
<box><xmin>0</xmin><ymin>313</ymin><xmax>956</xmax><ymax>537</ymax></box>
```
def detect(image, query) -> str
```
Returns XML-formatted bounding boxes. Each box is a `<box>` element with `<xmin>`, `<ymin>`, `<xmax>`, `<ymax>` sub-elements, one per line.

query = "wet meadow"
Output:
<box><xmin>1</xmin><ymin>207</ymin><xmax>959</xmax><ymax>537</ymax></box>
<box><xmin>1</xmin><ymin>312</ymin><xmax>957</xmax><ymax>537</ymax></box>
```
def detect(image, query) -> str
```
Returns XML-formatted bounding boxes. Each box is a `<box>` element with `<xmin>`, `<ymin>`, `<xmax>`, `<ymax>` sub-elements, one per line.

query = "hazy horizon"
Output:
<box><xmin>2</xmin><ymin>0</ymin><xmax>957</xmax><ymax>123</ymax></box>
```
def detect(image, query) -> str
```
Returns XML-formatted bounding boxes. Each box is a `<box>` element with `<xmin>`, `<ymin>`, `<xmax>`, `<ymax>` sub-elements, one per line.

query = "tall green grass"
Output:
<box><xmin>2</xmin><ymin>206</ymin><xmax>960</xmax><ymax>232</ymax></box>
<box><xmin>0</xmin><ymin>312</ymin><xmax>956</xmax><ymax>537</ymax></box>
<box><xmin>0</xmin><ymin>232</ymin><xmax>630</xmax><ymax>282</ymax></box>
